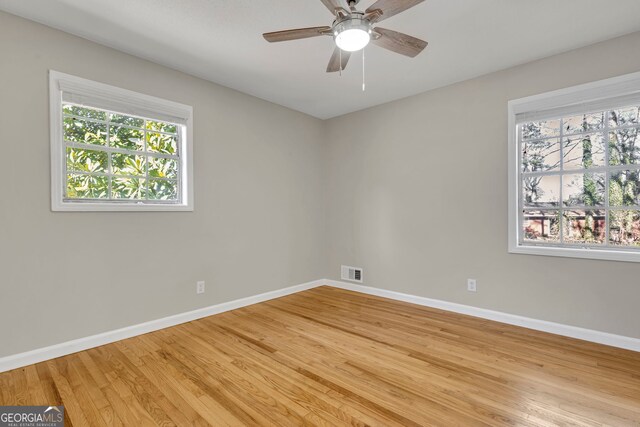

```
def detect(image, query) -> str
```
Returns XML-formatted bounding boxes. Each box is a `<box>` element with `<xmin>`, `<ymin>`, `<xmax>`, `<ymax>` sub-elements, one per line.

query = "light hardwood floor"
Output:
<box><xmin>1</xmin><ymin>286</ymin><xmax>639</xmax><ymax>426</ymax></box>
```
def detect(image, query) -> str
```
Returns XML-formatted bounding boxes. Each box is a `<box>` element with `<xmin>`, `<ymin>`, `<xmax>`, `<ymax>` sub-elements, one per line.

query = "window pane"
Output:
<box><xmin>112</xmin><ymin>178</ymin><xmax>146</xmax><ymax>199</ymax></box>
<box><xmin>518</xmin><ymin>102</ymin><xmax>640</xmax><ymax>253</ymax></box>
<box><xmin>146</xmin><ymin>120</ymin><xmax>177</xmax><ymax>134</ymax></box>
<box><xmin>148</xmin><ymin>179</ymin><xmax>178</xmax><ymax>200</ymax></box>
<box><xmin>522</xmin><ymin>138</ymin><xmax>560</xmax><ymax>172</ymax></box>
<box><xmin>563</xmin><ymin>210</ymin><xmax>605</xmax><ymax>244</ymax></box>
<box><xmin>521</xmin><ymin>120</ymin><xmax>560</xmax><ymax>140</ymax></box>
<box><xmin>609</xmin><ymin>106</ymin><xmax>639</xmax><ymax>128</ymax></box>
<box><xmin>109</xmin><ymin>126</ymin><xmax>144</xmax><ymax>150</ymax></box>
<box><xmin>66</xmin><ymin>147</ymin><xmax>108</xmax><ymax>173</ymax></box>
<box><xmin>66</xmin><ymin>174</ymin><xmax>109</xmax><ymax>199</ymax></box>
<box><xmin>109</xmin><ymin>113</ymin><xmax>144</xmax><ymax>128</ymax></box>
<box><xmin>147</xmin><ymin>132</ymin><xmax>177</xmax><ymax>155</ymax></box>
<box><xmin>148</xmin><ymin>157</ymin><xmax>178</xmax><ymax>179</ymax></box>
<box><xmin>562</xmin><ymin>173</ymin><xmax>605</xmax><ymax>206</ymax></box>
<box><xmin>523</xmin><ymin>175</ymin><xmax>560</xmax><ymax>207</ymax></box>
<box><xmin>63</xmin><ymin>104</ymin><xmax>107</xmax><ymax>121</ymax></box>
<box><xmin>63</xmin><ymin>117</ymin><xmax>107</xmax><ymax>145</ymax></box>
<box><xmin>609</xmin><ymin>128</ymin><xmax>640</xmax><ymax>166</ymax></box>
<box><xmin>111</xmin><ymin>153</ymin><xmax>146</xmax><ymax>176</ymax></box>
<box><xmin>609</xmin><ymin>169</ymin><xmax>640</xmax><ymax>206</ymax></box>
<box><xmin>610</xmin><ymin>210</ymin><xmax>640</xmax><ymax>246</ymax></box>
<box><xmin>562</xmin><ymin>112</ymin><xmax>604</xmax><ymax>135</ymax></box>
<box><xmin>562</xmin><ymin>133</ymin><xmax>605</xmax><ymax>170</ymax></box>
<box><xmin>523</xmin><ymin>210</ymin><xmax>560</xmax><ymax>242</ymax></box>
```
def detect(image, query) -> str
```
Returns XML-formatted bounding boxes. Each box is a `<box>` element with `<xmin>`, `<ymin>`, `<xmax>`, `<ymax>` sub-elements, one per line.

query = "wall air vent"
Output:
<box><xmin>341</xmin><ymin>265</ymin><xmax>363</xmax><ymax>283</ymax></box>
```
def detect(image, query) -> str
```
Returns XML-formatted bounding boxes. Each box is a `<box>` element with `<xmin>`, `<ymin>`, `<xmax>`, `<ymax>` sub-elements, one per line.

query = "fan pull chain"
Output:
<box><xmin>339</xmin><ymin>48</ymin><xmax>342</xmax><ymax>77</ymax></box>
<box><xmin>362</xmin><ymin>48</ymin><xmax>366</xmax><ymax>91</ymax></box>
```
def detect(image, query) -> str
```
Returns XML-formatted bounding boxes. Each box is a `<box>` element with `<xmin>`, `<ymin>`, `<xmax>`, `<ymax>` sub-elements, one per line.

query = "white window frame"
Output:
<box><xmin>508</xmin><ymin>71</ymin><xmax>640</xmax><ymax>262</ymax></box>
<box><xmin>49</xmin><ymin>70</ymin><xmax>194</xmax><ymax>211</ymax></box>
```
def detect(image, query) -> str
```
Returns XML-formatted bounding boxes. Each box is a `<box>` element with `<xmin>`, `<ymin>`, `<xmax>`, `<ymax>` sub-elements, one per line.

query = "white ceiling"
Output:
<box><xmin>2</xmin><ymin>0</ymin><xmax>640</xmax><ymax>119</ymax></box>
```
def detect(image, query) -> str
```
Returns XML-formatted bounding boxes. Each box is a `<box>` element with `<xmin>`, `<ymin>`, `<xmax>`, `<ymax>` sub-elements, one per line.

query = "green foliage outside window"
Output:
<box><xmin>63</xmin><ymin>104</ymin><xmax>180</xmax><ymax>202</ymax></box>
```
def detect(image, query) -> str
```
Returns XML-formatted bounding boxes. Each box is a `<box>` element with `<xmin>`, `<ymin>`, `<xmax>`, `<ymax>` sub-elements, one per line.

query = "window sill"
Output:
<box><xmin>52</xmin><ymin>201</ymin><xmax>193</xmax><ymax>212</ymax></box>
<box><xmin>509</xmin><ymin>243</ymin><xmax>640</xmax><ymax>262</ymax></box>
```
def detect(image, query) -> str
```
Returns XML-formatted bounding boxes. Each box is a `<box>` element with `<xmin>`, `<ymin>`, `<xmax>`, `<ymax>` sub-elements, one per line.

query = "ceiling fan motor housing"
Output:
<box><xmin>333</xmin><ymin>15</ymin><xmax>372</xmax><ymax>52</ymax></box>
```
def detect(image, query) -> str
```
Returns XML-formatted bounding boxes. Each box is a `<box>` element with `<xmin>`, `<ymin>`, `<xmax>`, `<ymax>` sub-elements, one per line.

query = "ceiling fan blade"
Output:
<box><xmin>263</xmin><ymin>26</ymin><xmax>331</xmax><ymax>43</ymax></box>
<box><xmin>366</xmin><ymin>0</ymin><xmax>424</xmax><ymax>22</ymax></box>
<box><xmin>319</xmin><ymin>0</ymin><xmax>346</xmax><ymax>15</ymax></box>
<box><xmin>326</xmin><ymin>47</ymin><xmax>351</xmax><ymax>72</ymax></box>
<box><xmin>371</xmin><ymin>27</ymin><xmax>427</xmax><ymax>57</ymax></box>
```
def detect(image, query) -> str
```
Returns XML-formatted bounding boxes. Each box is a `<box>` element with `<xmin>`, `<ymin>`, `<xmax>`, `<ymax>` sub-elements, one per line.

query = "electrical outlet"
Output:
<box><xmin>467</xmin><ymin>278</ymin><xmax>477</xmax><ymax>292</ymax></box>
<box><xmin>196</xmin><ymin>281</ymin><xmax>205</xmax><ymax>294</ymax></box>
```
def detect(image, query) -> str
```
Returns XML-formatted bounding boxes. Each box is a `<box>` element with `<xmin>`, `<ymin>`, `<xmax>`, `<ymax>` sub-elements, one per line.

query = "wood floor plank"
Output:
<box><xmin>1</xmin><ymin>286</ymin><xmax>639</xmax><ymax>426</ymax></box>
<box><xmin>58</xmin><ymin>355</ymin><xmax>108</xmax><ymax>427</ymax></box>
<box><xmin>47</xmin><ymin>359</ymin><xmax>91</xmax><ymax>427</ymax></box>
<box><xmin>24</xmin><ymin>365</ymin><xmax>48</xmax><ymax>405</ymax></box>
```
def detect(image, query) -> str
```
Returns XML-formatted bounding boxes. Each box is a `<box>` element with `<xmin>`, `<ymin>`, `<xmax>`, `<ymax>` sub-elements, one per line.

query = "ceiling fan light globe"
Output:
<box><xmin>335</xmin><ymin>28</ymin><xmax>370</xmax><ymax>52</ymax></box>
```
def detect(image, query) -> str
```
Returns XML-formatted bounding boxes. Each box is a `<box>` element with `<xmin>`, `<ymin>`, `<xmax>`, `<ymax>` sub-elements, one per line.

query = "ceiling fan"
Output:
<box><xmin>263</xmin><ymin>0</ymin><xmax>428</xmax><ymax>73</ymax></box>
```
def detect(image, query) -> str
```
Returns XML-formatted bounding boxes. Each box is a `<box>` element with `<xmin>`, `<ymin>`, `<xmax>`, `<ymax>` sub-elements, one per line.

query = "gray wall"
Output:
<box><xmin>324</xmin><ymin>31</ymin><xmax>640</xmax><ymax>339</ymax></box>
<box><xmin>0</xmin><ymin>11</ymin><xmax>327</xmax><ymax>357</ymax></box>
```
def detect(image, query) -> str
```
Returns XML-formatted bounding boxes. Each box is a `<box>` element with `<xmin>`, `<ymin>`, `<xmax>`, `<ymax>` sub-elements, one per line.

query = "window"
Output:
<box><xmin>509</xmin><ymin>72</ymin><xmax>640</xmax><ymax>262</ymax></box>
<box><xmin>50</xmin><ymin>71</ymin><xmax>193</xmax><ymax>211</ymax></box>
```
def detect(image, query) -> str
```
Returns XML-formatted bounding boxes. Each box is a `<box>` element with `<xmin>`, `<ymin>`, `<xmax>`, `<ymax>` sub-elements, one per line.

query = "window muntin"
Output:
<box><xmin>63</xmin><ymin>104</ymin><xmax>181</xmax><ymax>203</ymax></box>
<box><xmin>518</xmin><ymin>105</ymin><xmax>640</xmax><ymax>250</ymax></box>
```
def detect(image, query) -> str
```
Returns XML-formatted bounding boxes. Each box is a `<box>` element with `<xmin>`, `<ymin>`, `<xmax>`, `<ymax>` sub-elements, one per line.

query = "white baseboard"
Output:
<box><xmin>2</xmin><ymin>278</ymin><xmax>638</xmax><ymax>373</ymax></box>
<box><xmin>0</xmin><ymin>279</ymin><xmax>324</xmax><ymax>373</ymax></box>
<box><xmin>325</xmin><ymin>280</ymin><xmax>640</xmax><ymax>352</ymax></box>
